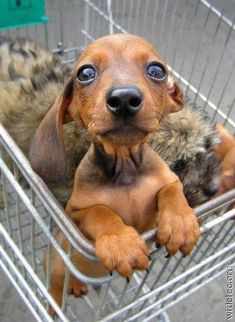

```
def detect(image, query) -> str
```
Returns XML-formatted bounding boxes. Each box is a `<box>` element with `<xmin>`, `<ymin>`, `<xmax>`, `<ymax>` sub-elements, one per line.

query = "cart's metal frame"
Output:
<box><xmin>0</xmin><ymin>0</ymin><xmax>234</xmax><ymax>321</ymax></box>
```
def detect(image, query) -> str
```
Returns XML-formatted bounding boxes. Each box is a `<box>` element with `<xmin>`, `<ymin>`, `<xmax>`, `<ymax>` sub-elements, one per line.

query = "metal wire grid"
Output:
<box><xmin>0</xmin><ymin>0</ymin><xmax>234</xmax><ymax>321</ymax></box>
<box><xmin>0</xmin><ymin>122</ymin><xmax>235</xmax><ymax>322</ymax></box>
<box><xmin>80</xmin><ymin>0</ymin><xmax>235</xmax><ymax>132</ymax></box>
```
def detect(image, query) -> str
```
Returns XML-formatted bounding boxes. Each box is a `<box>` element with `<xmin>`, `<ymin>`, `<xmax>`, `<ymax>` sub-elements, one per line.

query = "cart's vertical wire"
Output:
<box><xmin>142</xmin><ymin>0</ymin><xmax>150</xmax><ymax>39</ymax></box>
<box><xmin>149</xmin><ymin>0</ymin><xmax>160</xmax><ymax>44</ymax></box>
<box><xmin>133</xmin><ymin>0</ymin><xmax>141</xmax><ymax>35</ymax></box>
<box><xmin>107</xmin><ymin>0</ymin><xmax>114</xmax><ymax>35</ymax></box>
<box><xmin>162</xmin><ymin>1</ymin><xmax>178</xmax><ymax>60</ymax></box>
<box><xmin>97</xmin><ymin>280</ymin><xmax>112</xmax><ymax>318</ymax></box>
<box><xmin>13</xmin><ymin>163</ymin><xmax>23</xmax><ymax>253</ymax></box>
<box><xmin>185</xmin><ymin>1</ymin><xmax>214</xmax><ymax>95</ymax></box>
<box><xmin>30</xmin><ymin>189</ymin><xmax>36</xmax><ymax>272</ymax></box>
<box><xmin>210</xmin><ymin>44</ymin><xmax>235</xmax><ymax>121</ymax></box>
<box><xmin>84</xmin><ymin>1</ymin><xmax>90</xmax><ymax>45</ymax></box>
<box><xmin>158</xmin><ymin>0</ymin><xmax>168</xmax><ymax>55</ymax></box>
<box><xmin>126</xmin><ymin>0</ymin><xmax>134</xmax><ymax>34</ymax></box>
<box><xmin>170</xmin><ymin>0</ymin><xmax>189</xmax><ymax>71</ymax></box>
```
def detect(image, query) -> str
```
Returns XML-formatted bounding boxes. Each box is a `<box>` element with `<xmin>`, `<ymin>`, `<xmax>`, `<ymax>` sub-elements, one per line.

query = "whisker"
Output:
<box><xmin>155</xmin><ymin>111</ymin><xmax>164</xmax><ymax>122</ymax></box>
<box><xmin>88</xmin><ymin>120</ymin><xmax>95</xmax><ymax>130</ymax></box>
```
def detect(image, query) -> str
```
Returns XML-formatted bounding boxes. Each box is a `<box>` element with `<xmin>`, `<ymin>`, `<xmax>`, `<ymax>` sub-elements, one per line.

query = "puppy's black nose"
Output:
<box><xmin>106</xmin><ymin>86</ymin><xmax>143</xmax><ymax>117</ymax></box>
<box><xmin>203</xmin><ymin>183</ymin><xmax>219</xmax><ymax>197</ymax></box>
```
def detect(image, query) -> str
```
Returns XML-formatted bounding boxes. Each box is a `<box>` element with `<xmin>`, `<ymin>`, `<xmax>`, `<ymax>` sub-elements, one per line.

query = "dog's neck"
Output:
<box><xmin>93</xmin><ymin>142</ymin><xmax>144</xmax><ymax>185</ymax></box>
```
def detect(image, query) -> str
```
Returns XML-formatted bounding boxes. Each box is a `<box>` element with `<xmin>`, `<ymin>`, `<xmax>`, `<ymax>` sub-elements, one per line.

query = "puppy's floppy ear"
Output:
<box><xmin>167</xmin><ymin>76</ymin><xmax>184</xmax><ymax>113</ymax></box>
<box><xmin>29</xmin><ymin>78</ymin><xmax>73</xmax><ymax>183</ymax></box>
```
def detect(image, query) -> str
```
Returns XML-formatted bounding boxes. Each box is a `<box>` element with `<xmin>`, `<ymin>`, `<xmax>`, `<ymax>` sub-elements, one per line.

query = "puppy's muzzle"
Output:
<box><xmin>203</xmin><ymin>182</ymin><xmax>219</xmax><ymax>197</ymax></box>
<box><xmin>106</xmin><ymin>86</ymin><xmax>143</xmax><ymax>117</ymax></box>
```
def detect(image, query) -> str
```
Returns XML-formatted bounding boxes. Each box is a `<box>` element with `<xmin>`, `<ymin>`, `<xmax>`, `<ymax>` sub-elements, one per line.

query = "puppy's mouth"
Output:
<box><xmin>102</xmin><ymin>124</ymin><xmax>148</xmax><ymax>136</ymax></box>
<box><xmin>96</xmin><ymin>123</ymin><xmax>150</xmax><ymax>145</ymax></box>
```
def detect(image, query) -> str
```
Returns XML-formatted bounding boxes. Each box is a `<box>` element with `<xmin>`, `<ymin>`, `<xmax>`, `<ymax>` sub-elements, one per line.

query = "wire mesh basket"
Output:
<box><xmin>0</xmin><ymin>1</ymin><xmax>235</xmax><ymax>321</ymax></box>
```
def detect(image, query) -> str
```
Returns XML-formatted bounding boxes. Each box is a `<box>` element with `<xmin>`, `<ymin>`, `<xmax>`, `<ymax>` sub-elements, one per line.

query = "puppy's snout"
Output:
<box><xmin>203</xmin><ymin>183</ymin><xmax>219</xmax><ymax>197</ymax></box>
<box><xmin>106</xmin><ymin>86</ymin><xmax>143</xmax><ymax>117</ymax></box>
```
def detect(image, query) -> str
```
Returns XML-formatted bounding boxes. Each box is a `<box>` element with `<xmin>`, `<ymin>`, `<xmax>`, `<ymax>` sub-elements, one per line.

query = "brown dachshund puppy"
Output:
<box><xmin>212</xmin><ymin>124</ymin><xmax>235</xmax><ymax>194</ymax></box>
<box><xmin>29</xmin><ymin>34</ymin><xmax>200</xmax><ymax>307</ymax></box>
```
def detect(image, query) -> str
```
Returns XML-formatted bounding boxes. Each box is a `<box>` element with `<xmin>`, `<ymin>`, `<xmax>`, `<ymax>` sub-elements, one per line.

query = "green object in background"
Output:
<box><xmin>0</xmin><ymin>0</ymin><xmax>48</xmax><ymax>30</ymax></box>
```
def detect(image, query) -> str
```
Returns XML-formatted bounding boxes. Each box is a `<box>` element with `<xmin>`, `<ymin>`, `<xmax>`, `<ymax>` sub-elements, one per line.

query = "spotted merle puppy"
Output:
<box><xmin>148</xmin><ymin>98</ymin><xmax>221</xmax><ymax>207</ymax></box>
<box><xmin>0</xmin><ymin>37</ymin><xmax>89</xmax><ymax>205</ymax></box>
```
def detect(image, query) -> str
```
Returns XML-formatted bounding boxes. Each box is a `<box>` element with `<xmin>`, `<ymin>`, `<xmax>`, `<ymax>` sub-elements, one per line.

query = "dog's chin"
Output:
<box><xmin>98</xmin><ymin>125</ymin><xmax>149</xmax><ymax>146</ymax></box>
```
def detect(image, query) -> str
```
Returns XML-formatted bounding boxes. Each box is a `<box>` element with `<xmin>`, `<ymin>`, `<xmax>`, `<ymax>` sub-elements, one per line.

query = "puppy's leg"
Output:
<box><xmin>68</xmin><ymin>275</ymin><xmax>88</xmax><ymax>297</ymax></box>
<box><xmin>48</xmin><ymin>274</ymin><xmax>66</xmax><ymax>316</ymax></box>
<box><xmin>43</xmin><ymin>232</ymin><xmax>88</xmax><ymax>314</ymax></box>
<box><xmin>68</xmin><ymin>205</ymin><xmax>149</xmax><ymax>277</ymax></box>
<box><xmin>156</xmin><ymin>181</ymin><xmax>200</xmax><ymax>255</ymax></box>
<box><xmin>48</xmin><ymin>273</ymin><xmax>88</xmax><ymax>316</ymax></box>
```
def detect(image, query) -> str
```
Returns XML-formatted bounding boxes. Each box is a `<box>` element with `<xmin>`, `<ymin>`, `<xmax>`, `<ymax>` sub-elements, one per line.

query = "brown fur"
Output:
<box><xmin>212</xmin><ymin>124</ymin><xmax>235</xmax><ymax>194</ymax></box>
<box><xmin>149</xmin><ymin>99</ymin><xmax>221</xmax><ymax>206</ymax></box>
<box><xmin>0</xmin><ymin>38</ymin><xmax>221</xmax><ymax>208</ymax></box>
<box><xmin>28</xmin><ymin>34</ymin><xmax>200</xmax><ymax>309</ymax></box>
<box><xmin>0</xmin><ymin>37</ymin><xmax>89</xmax><ymax>205</ymax></box>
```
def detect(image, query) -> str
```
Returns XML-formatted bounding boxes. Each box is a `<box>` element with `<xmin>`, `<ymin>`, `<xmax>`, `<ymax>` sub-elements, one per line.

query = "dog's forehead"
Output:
<box><xmin>77</xmin><ymin>34</ymin><xmax>163</xmax><ymax>68</ymax></box>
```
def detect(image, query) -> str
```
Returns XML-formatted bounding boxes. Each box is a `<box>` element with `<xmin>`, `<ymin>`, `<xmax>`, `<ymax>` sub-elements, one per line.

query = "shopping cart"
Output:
<box><xmin>0</xmin><ymin>1</ymin><xmax>234</xmax><ymax>321</ymax></box>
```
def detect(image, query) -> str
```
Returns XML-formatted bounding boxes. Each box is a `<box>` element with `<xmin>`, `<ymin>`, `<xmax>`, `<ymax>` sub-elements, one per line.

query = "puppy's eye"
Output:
<box><xmin>172</xmin><ymin>159</ymin><xmax>186</xmax><ymax>172</ymax></box>
<box><xmin>147</xmin><ymin>63</ymin><xmax>167</xmax><ymax>82</ymax></box>
<box><xmin>77</xmin><ymin>65</ymin><xmax>97</xmax><ymax>84</ymax></box>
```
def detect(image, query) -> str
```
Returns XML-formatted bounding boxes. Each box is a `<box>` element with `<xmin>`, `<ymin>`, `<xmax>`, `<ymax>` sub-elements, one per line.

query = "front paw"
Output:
<box><xmin>95</xmin><ymin>226</ymin><xmax>149</xmax><ymax>277</ymax></box>
<box><xmin>156</xmin><ymin>207</ymin><xmax>200</xmax><ymax>255</ymax></box>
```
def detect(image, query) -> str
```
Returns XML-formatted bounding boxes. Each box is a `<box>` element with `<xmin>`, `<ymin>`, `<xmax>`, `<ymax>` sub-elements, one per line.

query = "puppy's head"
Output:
<box><xmin>29</xmin><ymin>34</ymin><xmax>183</xmax><ymax>182</ymax></box>
<box><xmin>175</xmin><ymin>152</ymin><xmax>221</xmax><ymax>207</ymax></box>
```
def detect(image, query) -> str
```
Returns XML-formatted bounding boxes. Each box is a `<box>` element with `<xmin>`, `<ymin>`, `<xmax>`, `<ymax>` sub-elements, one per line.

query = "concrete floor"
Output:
<box><xmin>0</xmin><ymin>268</ymin><xmax>230</xmax><ymax>322</ymax></box>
